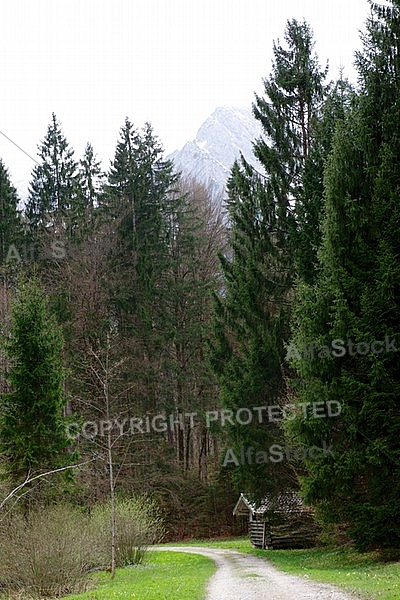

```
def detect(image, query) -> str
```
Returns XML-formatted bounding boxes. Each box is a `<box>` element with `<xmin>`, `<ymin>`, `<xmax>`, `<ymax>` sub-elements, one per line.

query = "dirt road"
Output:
<box><xmin>156</xmin><ymin>546</ymin><xmax>360</xmax><ymax>600</ymax></box>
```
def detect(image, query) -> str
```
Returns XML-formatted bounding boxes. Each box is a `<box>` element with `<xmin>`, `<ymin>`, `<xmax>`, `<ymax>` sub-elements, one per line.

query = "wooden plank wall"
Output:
<box><xmin>249</xmin><ymin>515</ymin><xmax>320</xmax><ymax>549</ymax></box>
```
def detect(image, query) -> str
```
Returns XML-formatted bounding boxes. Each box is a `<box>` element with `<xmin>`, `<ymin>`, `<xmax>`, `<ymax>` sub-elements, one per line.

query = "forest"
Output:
<box><xmin>0</xmin><ymin>1</ymin><xmax>400</xmax><ymax>596</ymax></box>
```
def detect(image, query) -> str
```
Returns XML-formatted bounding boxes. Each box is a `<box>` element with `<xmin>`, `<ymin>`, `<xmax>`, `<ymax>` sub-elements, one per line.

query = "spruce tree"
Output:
<box><xmin>286</xmin><ymin>0</ymin><xmax>400</xmax><ymax>549</ymax></box>
<box><xmin>77</xmin><ymin>142</ymin><xmax>104</xmax><ymax>234</ymax></box>
<box><xmin>79</xmin><ymin>143</ymin><xmax>104</xmax><ymax>212</ymax></box>
<box><xmin>294</xmin><ymin>76</ymin><xmax>354</xmax><ymax>284</ymax></box>
<box><xmin>253</xmin><ymin>19</ymin><xmax>327</xmax><ymax>237</ymax></box>
<box><xmin>152</xmin><ymin>179</ymin><xmax>222</xmax><ymax>474</ymax></box>
<box><xmin>103</xmin><ymin>119</ymin><xmax>178</xmax><ymax>333</ymax></box>
<box><xmin>211</xmin><ymin>19</ymin><xmax>327</xmax><ymax>500</ymax></box>
<box><xmin>96</xmin><ymin>119</ymin><xmax>181</xmax><ymax>470</ymax></box>
<box><xmin>211</xmin><ymin>162</ymin><xmax>296</xmax><ymax>498</ymax></box>
<box><xmin>0</xmin><ymin>278</ymin><xmax>72</xmax><ymax>484</ymax></box>
<box><xmin>0</xmin><ymin>159</ymin><xmax>23</xmax><ymax>267</ymax></box>
<box><xmin>25</xmin><ymin>113</ymin><xmax>83</xmax><ymax>244</ymax></box>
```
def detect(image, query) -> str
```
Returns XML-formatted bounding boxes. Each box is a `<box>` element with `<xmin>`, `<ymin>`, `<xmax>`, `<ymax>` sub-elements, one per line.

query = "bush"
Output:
<box><xmin>91</xmin><ymin>495</ymin><xmax>165</xmax><ymax>567</ymax></box>
<box><xmin>0</xmin><ymin>504</ymin><xmax>96</xmax><ymax>598</ymax></box>
<box><xmin>0</xmin><ymin>495</ymin><xmax>164</xmax><ymax>597</ymax></box>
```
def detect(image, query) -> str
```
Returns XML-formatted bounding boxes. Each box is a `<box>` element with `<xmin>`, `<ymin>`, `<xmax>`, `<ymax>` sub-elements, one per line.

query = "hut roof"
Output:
<box><xmin>233</xmin><ymin>491</ymin><xmax>305</xmax><ymax>517</ymax></box>
<box><xmin>232</xmin><ymin>493</ymin><xmax>256</xmax><ymax>517</ymax></box>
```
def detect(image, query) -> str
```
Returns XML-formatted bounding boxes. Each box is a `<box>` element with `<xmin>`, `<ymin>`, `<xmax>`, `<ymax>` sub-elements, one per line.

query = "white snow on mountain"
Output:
<box><xmin>168</xmin><ymin>106</ymin><xmax>264</xmax><ymax>202</ymax></box>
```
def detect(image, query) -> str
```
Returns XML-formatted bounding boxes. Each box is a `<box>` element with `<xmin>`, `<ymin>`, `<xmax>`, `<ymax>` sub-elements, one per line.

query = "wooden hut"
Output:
<box><xmin>233</xmin><ymin>492</ymin><xmax>320</xmax><ymax>549</ymax></box>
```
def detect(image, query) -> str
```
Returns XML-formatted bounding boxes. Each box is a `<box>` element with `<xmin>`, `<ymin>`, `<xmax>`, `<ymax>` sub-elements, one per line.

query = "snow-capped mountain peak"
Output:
<box><xmin>168</xmin><ymin>106</ymin><xmax>264</xmax><ymax>202</ymax></box>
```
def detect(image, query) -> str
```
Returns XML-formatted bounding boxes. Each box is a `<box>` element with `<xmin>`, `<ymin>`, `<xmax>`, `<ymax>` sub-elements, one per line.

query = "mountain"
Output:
<box><xmin>168</xmin><ymin>106</ymin><xmax>264</xmax><ymax>202</ymax></box>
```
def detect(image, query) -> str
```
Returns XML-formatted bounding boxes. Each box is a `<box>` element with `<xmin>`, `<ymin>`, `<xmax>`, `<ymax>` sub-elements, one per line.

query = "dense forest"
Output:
<box><xmin>1</xmin><ymin>0</ymin><xmax>399</xmax><ymax>564</ymax></box>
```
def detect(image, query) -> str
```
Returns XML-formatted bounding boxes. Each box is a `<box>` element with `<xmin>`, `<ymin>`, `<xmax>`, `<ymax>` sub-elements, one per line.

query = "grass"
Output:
<box><xmin>8</xmin><ymin>536</ymin><xmax>398</xmax><ymax>599</ymax></box>
<box><xmin>162</xmin><ymin>537</ymin><xmax>400</xmax><ymax>599</ymax></box>
<box><xmin>61</xmin><ymin>551</ymin><xmax>215</xmax><ymax>600</ymax></box>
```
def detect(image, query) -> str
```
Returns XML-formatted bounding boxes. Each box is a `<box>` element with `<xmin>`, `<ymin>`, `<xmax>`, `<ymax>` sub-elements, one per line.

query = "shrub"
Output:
<box><xmin>90</xmin><ymin>495</ymin><xmax>165</xmax><ymax>567</ymax></box>
<box><xmin>0</xmin><ymin>495</ymin><xmax>164</xmax><ymax>597</ymax></box>
<box><xmin>0</xmin><ymin>504</ymin><xmax>96</xmax><ymax>598</ymax></box>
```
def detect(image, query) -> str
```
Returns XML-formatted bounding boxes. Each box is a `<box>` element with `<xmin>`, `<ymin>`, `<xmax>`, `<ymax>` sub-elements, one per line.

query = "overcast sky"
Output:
<box><xmin>1</xmin><ymin>0</ymin><xmax>370</xmax><ymax>201</ymax></box>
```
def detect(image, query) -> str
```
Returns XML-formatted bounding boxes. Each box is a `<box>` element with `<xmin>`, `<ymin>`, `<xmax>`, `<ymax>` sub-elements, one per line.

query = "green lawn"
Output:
<box><xmin>163</xmin><ymin>537</ymin><xmax>400</xmax><ymax>600</ymax></box>
<box><xmin>62</xmin><ymin>551</ymin><xmax>215</xmax><ymax>600</ymax></box>
<box><xmin>6</xmin><ymin>537</ymin><xmax>399</xmax><ymax>599</ymax></box>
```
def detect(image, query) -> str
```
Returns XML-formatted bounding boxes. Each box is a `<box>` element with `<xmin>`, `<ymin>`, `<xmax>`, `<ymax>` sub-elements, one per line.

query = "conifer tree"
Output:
<box><xmin>286</xmin><ymin>0</ymin><xmax>400</xmax><ymax>549</ymax></box>
<box><xmin>294</xmin><ymin>77</ymin><xmax>354</xmax><ymax>284</ymax></box>
<box><xmin>153</xmin><ymin>179</ymin><xmax>222</xmax><ymax>475</ymax></box>
<box><xmin>0</xmin><ymin>159</ymin><xmax>23</xmax><ymax>267</ymax></box>
<box><xmin>25</xmin><ymin>113</ymin><xmax>83</xmax><ymax>244</ymax></box>
<box><xmin>253</xmin><ymin>19</ymin><xmax>327</xmax><ymax>240</ymax></box>
<box><xmin>0</xmin><ymin>279</ymin><xmax>72</xmax><ymax>484</ymax></box>
<box><xmin>211</xmin><ymin>19</ymin><xmax>327</xmax><ymax>500</ymax></box>
<box><xmin>97</xmin><ymin>119</ymin><xmax>183</xmax><ymax>471</ymax></box>
<box><xmin>79</xmin><ymin>143</ymin><xmax>104</xmax><ymax>212</ymax></box>
<box><xmin>78</xmin><ymin>142</ymin><xmax>104</xmax><ymax>233</ymax></box>
<box><xmin>103</xmin><ymin>119</ymin><xmax>177</xmax><ymax>333</ymax></box>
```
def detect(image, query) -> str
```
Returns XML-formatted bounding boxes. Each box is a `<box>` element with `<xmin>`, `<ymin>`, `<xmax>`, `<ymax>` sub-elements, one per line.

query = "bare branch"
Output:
<box><xmin>0</xmin><ymin>459</ymin><xmax>94</xmax><ymax>513</ymax></box>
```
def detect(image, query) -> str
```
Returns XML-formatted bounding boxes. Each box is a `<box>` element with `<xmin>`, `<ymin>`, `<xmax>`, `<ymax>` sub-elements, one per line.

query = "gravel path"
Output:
<box><xmin>155</xmin><ymin>546</ymin><xmax>360</xmax><ymax>600</ymax></box>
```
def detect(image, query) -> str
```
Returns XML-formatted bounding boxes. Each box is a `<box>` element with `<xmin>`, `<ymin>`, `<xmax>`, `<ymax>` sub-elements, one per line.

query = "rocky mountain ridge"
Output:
<box><xmin>168</xmin><ymin>106</ymin><xmax>264</xmax><ymax>201</ymax></box>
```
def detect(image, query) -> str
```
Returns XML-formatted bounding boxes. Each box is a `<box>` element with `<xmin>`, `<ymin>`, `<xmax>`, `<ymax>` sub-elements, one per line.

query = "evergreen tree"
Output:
<box><xmin>0</xmin><ymin>159</ymin><xmax>23</xmax><ymax>267</ymax></box>
<box><xmin>286</xmin><ymin>0</ymin><xmax>400</xmax><ymax>549</ymax></box>
<box><xmin>211</xmin><ymin>163</ymin><xmax>296</xmax><ymax>499</ymax></box>
<box><xmin>103</xmin><ymin>119</ymin><xmax>178</xmax><ymax>333</ymax></box>
<box><xmin>93</xmin><ymin>119</ymin><xmax>183</xmax><ymax>475</ymax></box>
<box><xmin>0</xmin><ymin>278</ymin><xmax>72</xmax><ymax>484</ymax></box>
<box><xmin>294</xmin><ymin>76</ymin><xmax>354</xmax><ymax>284</ymax></box>
<box><xmin>73</xmin><ymin>142</ymin><xmax>106</xmax><ymax>246</ymax></box>
<box><xmin>211</xmin><ymin>19</ymin><xmax>327</xmax><ymax>500</ymax></box>
<box><xmin>253</xmin><ymin>18</ymin><xmax>327</xmax><ymax>246</ymax></box>
<box><xmin>152</xmin><ymin>179</ymin><xmax>222</xmax><ymax>476</ymax></box>
<box><xmin>79</xmin><ymin>143</ymin><xmax>104</xmax><ymax>213</ymax></box>
<box><xmin>25</xmin><ymin>113</ymin><xmax>83</xmax><ymax>244</ymax></box>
